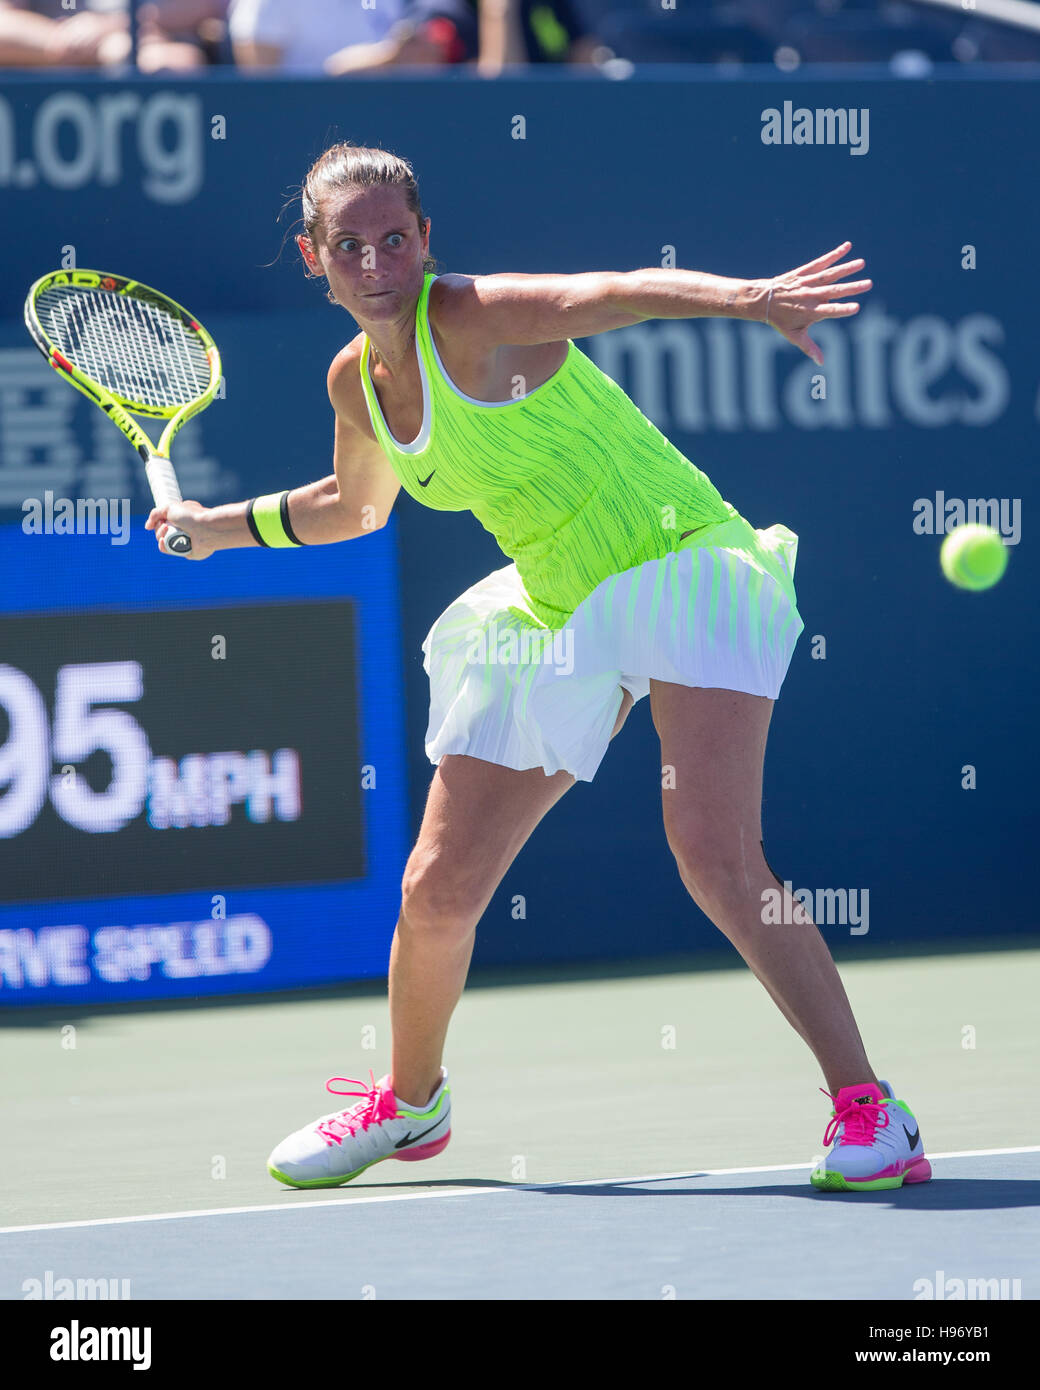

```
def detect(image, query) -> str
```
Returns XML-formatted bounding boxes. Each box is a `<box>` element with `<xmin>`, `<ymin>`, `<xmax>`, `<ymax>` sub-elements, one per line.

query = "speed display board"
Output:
<box><xmin>1</xmin><ymin>603</ymin><xmax>364</xmax><ymax>896</ymax></box>
<box><xmin>0</xmin><ymin>523</ymin><xmax>410</xmax><ymax>1006</ymax></box>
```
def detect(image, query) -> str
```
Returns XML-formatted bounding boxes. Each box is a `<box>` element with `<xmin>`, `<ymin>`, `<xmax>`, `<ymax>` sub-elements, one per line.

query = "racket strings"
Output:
<box><xmin>36</xmin><ymin>287</ymin><xmax>211</xmax><ymax>411</ymax></box>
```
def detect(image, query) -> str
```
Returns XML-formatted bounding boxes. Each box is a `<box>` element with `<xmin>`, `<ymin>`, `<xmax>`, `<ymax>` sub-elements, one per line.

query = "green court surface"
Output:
<box><xmin>2</xmin><ymin>940</ymin><xmax>1037</xmax><ymax>1230</ymax></box>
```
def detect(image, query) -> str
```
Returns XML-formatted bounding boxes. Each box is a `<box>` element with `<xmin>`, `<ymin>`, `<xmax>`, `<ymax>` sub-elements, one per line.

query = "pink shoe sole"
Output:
<box><xmin>394</xmin><ymin>1131</ymin><xmax>451</xmax><ymax>1162</ymax></box>
<box><xmin>902</xmin><ymin>1155</ymin><xmax>932</xmax><ymax>1183</ymax></box>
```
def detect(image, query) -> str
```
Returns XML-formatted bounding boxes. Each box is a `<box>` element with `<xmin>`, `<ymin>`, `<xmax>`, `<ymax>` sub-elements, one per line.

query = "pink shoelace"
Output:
<box><xmin>316</xmin><ymin>1071</ymin><xmax>396</xmax><ymax>1147</ymax></box>
<box><xmin>821</xmin><ymin>1088</ymin><xmax>891</xmax><ymax>1148</ymax></box>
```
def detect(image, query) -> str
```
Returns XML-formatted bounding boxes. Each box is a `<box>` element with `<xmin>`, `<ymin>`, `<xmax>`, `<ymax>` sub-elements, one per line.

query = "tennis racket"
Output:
<box><xmin>23</xmin><ymin>270</ymin><xmax>222</xmax><ymax>556</ymax></box>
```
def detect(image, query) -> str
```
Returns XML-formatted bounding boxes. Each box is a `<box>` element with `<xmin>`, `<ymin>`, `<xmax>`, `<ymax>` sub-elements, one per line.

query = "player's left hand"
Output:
<box><xmin>755</xmin><ymin>242</ymin><xmax>872</xmax><ymax>367</ymax></box>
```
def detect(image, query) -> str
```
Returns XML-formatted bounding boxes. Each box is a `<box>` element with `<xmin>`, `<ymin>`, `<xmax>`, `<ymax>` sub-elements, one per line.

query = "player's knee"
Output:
<box><xmin>667</xmin><ymin>823</ymin><xmax>759</xmax><ymax>907</ymax></box>
<box><xmin>399</xmin><ymin>854</ymin><xmax>488</xmax><ymax>942</ymax></box>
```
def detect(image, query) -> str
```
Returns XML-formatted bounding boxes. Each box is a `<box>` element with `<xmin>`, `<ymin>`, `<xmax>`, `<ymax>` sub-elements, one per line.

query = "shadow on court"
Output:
<box><xmin>275</xmin><ymin>1174</ymin><xmax>1040</xmax><ymax>1211</ymax></box>
<box><xmin>528</xmin><ymin>1178</ymin><xmax>1040</xmax><ymax>1210</ymax></box>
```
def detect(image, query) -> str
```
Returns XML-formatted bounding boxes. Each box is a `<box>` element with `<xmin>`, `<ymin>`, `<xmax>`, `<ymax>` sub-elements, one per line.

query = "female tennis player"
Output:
<box><xmin>147</xmin><ymin>143</ymin><xmax>930</xmax><ymax>1194</ymax></box>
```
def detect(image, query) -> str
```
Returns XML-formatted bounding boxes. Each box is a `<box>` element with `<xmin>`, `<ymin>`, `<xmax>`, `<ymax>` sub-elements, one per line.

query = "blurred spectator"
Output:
<box><xmin>228</xmin><ymin>0</ymin><xmax>477</xmax><ymax>74</ymax></box>
<box><xmin>477</xmin><ymin>0</ymin><xmax>605</xmax><ymax>72</ymax></box>
<box><xmin>7</xmin><ymin>0</ymin><xmax>1040</xmax><ymax>72</ymax></box>
<box><xmin>0</xmin><ymin>0</ymin><xmax>227</xmax><ymax>69</ymax></box>
<box><xmin>144</xmin><ymin>0</ymin><xmax>229</xmax><ymax>62</ymax></box>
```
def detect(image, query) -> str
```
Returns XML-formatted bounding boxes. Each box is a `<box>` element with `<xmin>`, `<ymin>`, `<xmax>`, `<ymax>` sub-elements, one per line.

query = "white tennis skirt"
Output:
<box><xmin>421</xmin><ymin>510</ymin><xmax>805</xmax><ymax>783</ymax></box>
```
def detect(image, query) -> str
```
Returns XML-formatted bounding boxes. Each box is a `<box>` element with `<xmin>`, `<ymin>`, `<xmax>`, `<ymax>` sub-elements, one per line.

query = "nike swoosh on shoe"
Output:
<box><xmin>394</xmin><ymin>1119</ymin><xmax>445</xmax><ymax>1150</ymax></box>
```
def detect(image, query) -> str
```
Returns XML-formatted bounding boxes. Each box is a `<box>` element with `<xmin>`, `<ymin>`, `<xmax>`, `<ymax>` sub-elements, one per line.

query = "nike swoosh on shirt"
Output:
<box><xmin>394</xmin><ymin>1119</ymin><xmax>444</xmax><ymax>1149</ymax></box>
<box><xmin>418</xmin><ymin>472</ymin><xmax>436</xmax><ymax>487</ymax></box>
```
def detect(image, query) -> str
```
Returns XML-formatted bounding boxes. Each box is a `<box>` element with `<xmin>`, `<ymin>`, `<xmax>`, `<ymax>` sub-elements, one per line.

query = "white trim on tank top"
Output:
<box><xmin>427</xmin><ymin>320</ymin><xmax>539</xmax><ymax>408</ymax></box>
<box><xmin>364</xmin><ymin>334</ymin><xmax>432</xmax><ymax>454</ymax></box>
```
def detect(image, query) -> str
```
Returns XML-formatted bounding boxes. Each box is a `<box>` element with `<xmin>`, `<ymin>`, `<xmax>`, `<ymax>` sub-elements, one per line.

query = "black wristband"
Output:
<box><xmin>280</xmin><ymin>490</ymin><xmax>306</xmax><ymax>546</ymax></box>
<box><xmin>244</xmin><ymin>498</ymin><xmax>269</xmax><ymax>548</ymax></box>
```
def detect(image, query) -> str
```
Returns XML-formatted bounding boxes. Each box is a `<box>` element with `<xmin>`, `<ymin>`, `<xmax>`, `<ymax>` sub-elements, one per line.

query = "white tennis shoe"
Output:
<box><xmin>811</xmin><ymin>1079</ymin><xmax>931</xmax><ymax>1191</ymax></box>
<box><xmin>268</xmin><ymin>1068</ymin><xmax>451</xmax><ymax>1189</ymax></box>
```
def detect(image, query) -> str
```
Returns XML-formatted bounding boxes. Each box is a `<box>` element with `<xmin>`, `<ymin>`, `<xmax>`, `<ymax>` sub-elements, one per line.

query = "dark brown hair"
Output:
<box><xmin>300</xmin><ymin>143</ymin><xmax>437</xmax><ymax>302</ymax></box>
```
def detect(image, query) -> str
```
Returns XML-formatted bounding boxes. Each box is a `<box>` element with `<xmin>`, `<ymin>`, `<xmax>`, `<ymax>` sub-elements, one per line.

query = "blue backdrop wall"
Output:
<box><xmin>0</xmin><ymin>69</ymin><xmax>1035</xmax><ymax>992</ymax></box>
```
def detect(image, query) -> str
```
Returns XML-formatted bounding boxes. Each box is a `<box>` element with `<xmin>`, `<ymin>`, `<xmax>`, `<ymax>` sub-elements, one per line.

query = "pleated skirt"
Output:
<box><xmin>421</xmin><ymin>509</ymin><xmax>805</xmax><ymax>783</ymax></box>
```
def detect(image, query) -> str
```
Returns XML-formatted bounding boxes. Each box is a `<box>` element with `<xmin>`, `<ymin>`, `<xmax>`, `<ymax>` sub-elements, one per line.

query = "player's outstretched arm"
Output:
<box><xmin>441</xmin><ymin>242</ymin><xmax>871</xmax><ymax>368</ymax></box>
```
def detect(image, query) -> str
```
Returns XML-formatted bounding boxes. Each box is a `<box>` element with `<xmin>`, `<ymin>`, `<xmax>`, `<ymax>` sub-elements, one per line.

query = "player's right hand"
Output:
<box><xmin>146</xmin><ymin>499</ymin><xmax>216</xmax><ymax>559</ymax></box>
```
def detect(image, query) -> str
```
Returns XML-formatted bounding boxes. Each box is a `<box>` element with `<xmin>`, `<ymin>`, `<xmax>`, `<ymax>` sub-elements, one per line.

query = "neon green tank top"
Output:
<box><xmin>359</xmin><ymin>271</ymin><xmax>732</xmax><ymax>628</ymax></box>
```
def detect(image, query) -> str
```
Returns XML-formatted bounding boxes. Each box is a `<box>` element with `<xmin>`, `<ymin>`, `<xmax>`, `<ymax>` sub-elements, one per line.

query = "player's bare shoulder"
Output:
<box><xmin>428</xmin><ymin>273</ymin><xmax>514</xmax><ymax>383</ymax></box>
<box><xmin>429</xmin><ymin>272</ymin><xmax>567</xmax><ymax>390</ymax></box>
<box><xmin>325</xmin><ymin>333</ymin><xmax>400</xmax><ymax>520</ymax></box>
<box><xmin>326</xmin><ymin>331</ymin><xmax>372</xmax><ymax>436</ymax></box>
<box><xmin>428</xmin><ymin>273</ymin><xmax>482</xmax><ymax>340</ymax></box>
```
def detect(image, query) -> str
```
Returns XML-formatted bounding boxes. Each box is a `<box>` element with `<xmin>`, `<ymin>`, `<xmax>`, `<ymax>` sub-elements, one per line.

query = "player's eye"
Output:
<box><xmin>387</xmin><ymin>233</ymin><xmax>404</xmax><ymax>247</ymax></box>
<box><xmin>337</xmin><ymin>239</ymin><xmax>359</xmax><ymax>253</ymax></box>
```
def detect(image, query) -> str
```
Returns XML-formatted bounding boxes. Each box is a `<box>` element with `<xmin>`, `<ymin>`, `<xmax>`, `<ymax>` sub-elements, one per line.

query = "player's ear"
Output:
<box><xmin>297</xmin><ymin>234</ymin><xmax>321</xmax><ymax>276</ymax></box>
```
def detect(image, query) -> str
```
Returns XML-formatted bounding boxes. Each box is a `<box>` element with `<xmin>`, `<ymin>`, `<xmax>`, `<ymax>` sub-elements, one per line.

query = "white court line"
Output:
<box><xmin>1</xmin><ymin>1144</ymin><xmax>1037</xmax><ymax>1237</ymax></box>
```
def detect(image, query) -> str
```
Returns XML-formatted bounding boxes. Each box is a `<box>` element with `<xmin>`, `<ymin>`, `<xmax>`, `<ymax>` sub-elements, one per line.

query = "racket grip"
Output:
<box><xmin>145</xmin><ymin>455</ymin><xmax>193</xmax><ymax>556</ymax></box>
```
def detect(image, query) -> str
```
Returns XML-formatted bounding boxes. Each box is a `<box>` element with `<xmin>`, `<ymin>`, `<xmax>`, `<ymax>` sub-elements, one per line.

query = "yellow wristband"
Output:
<box><xmin>247</xmin><ymin>491</ymin><xmax>305</xmax><ymax>547</ymax></box>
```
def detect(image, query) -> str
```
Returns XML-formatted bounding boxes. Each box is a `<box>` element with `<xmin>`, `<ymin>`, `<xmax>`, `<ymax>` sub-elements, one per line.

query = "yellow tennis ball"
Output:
<box><xmin>940</xmin><ymin>523</ymin><xmax>1008</xmax><ymax>591</ymax></box>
